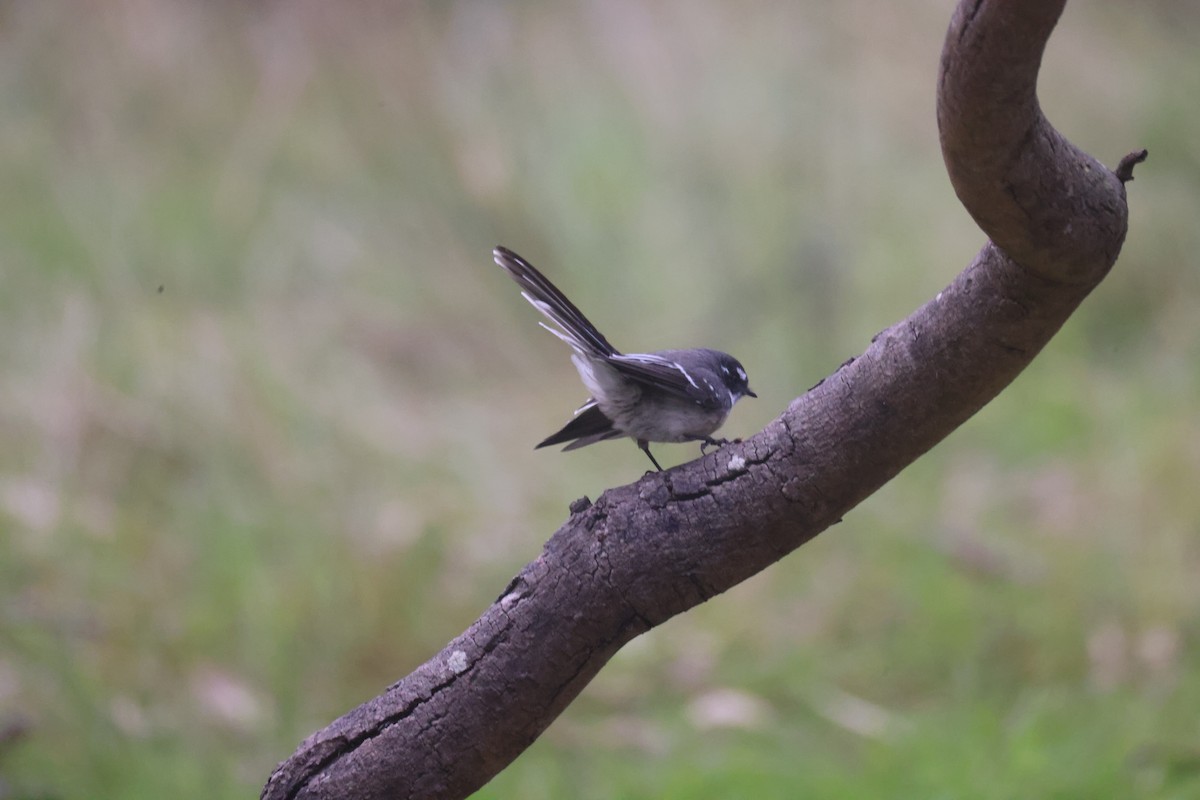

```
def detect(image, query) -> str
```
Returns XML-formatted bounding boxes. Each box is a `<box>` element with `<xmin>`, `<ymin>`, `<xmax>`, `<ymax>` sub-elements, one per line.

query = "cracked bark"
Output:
<box><xmin>262</xmin><ymin>1</ymin><xmax>1144</xmax><ymax>797</ymax></box>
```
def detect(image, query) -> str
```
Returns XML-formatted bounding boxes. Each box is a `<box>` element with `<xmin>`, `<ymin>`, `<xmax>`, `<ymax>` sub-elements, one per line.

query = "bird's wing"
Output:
<box><xmin>607</xmin><ymin>353</ymin><xmax>717</xmax><ymax>407</ymax></box>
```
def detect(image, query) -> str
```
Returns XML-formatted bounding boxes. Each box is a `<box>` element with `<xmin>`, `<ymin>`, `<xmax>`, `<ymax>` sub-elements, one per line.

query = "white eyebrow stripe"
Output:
<box><xmin>736</xmin><ymin>367</ymin><xmax>747</xmax><ymax>381</ymax></box>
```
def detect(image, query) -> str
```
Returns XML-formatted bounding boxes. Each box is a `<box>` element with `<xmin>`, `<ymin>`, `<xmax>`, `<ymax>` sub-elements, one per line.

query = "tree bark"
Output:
<box><xmin>263</xmin><ymin>1</ymin><xmax>1144</xmax><ymax>797</ymax></box>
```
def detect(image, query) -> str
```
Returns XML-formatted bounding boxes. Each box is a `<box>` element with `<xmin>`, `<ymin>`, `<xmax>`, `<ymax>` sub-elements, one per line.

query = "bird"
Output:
<box><xmin>494</xmin><ymin>246</ymin><xmax>755</xmax><ymax>471</ymax></box>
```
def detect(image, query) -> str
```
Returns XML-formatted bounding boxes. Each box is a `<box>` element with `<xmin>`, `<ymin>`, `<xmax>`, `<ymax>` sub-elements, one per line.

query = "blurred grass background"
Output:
<box><xmin>1</xmin><ymin>1</ymin><xmax>1198</xmax><ymax>797</ymax></box>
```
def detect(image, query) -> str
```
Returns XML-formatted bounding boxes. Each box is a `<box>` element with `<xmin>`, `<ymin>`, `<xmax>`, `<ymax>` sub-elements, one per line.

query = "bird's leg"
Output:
<box><xmin>637</xmin><ymin>439</ymin><xmax>664</xmax><ymax>472</ymax></box>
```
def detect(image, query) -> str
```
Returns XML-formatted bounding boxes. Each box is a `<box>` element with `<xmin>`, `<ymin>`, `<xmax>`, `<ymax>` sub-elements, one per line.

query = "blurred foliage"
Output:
<box><xmin>0</xmin><ymin>1</ymin><xmax>1198</xmax><ymax>798</ymax></box>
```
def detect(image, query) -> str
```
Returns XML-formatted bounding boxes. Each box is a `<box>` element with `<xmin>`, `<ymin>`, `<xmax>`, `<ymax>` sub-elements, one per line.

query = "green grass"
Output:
<box><xmin>1</xmin><ymin>2</ymin><xmax>1198</xmax><ymax>798</ymax></box>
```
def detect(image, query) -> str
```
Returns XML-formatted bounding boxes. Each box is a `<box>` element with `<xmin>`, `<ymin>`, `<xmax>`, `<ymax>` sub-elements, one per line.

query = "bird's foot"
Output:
<box><xmin>700</xmin><ymin>436</ymin><xmax>740</xmax><ymax>454</ymax></box>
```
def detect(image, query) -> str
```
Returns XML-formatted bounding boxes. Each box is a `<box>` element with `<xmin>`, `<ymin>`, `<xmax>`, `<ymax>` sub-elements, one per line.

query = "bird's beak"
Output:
<box><xmin>746</xmin><ymin>388</ymin><xmax>757</xmax><ymax>398</ymax></box>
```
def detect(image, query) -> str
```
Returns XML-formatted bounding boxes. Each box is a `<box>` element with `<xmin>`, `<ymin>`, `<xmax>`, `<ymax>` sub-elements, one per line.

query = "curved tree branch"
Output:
<box><xmin>937</xmin><ymin>1</ymin><xmax>1136</xmax><ymax>282</ymax></box>
<box><xmin>263</xmin><ymin>1</ymin><xmax>1143</xmax><ymax>797</ymax></box>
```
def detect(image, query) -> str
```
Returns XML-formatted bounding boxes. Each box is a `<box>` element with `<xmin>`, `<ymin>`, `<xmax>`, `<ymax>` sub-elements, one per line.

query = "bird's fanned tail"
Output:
<box><xmin>493</xmin><ymin>247</ymin><xmax>617</xmax><ymax>358</ymax></box>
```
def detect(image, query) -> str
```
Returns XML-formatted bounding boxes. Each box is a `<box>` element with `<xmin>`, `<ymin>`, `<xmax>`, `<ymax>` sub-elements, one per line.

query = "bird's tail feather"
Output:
<box><xmin>536</xmin><ymin>404</ymin><xmax>621</xmax><ymax>450</ymax></box>
<box><xmin>494</xmin><ymin>247</ymin><xmax>618</xmax><ymax>358</ymax></box>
